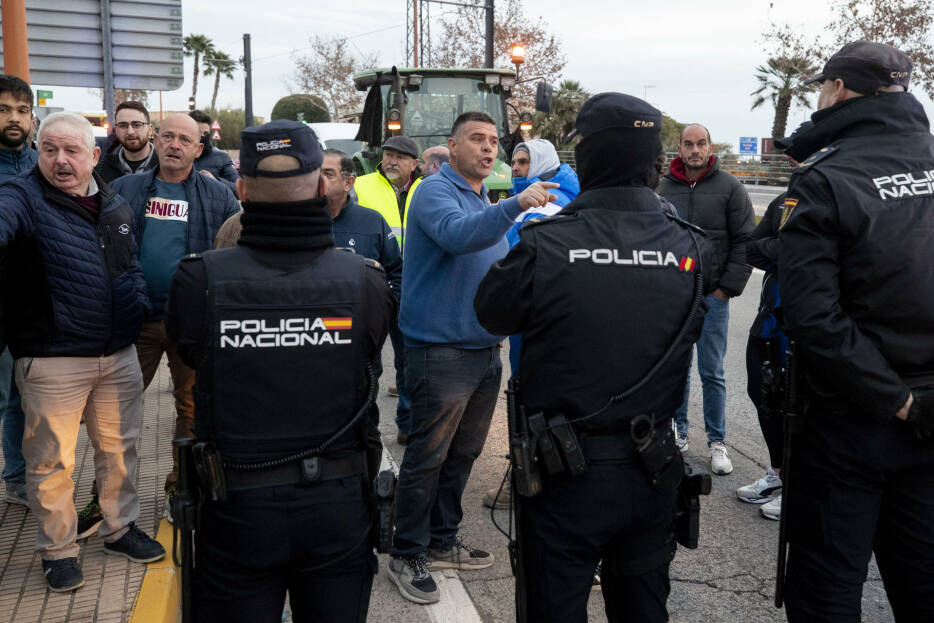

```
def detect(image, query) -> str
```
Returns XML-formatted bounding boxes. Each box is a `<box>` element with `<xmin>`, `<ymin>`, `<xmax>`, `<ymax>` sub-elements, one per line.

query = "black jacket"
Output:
<box><xmin>475</xmin><ymin>186</ymin><xmax>712</xmax><ymax>433</ymax></box>
<box><xmin>95</xmin><ymin>144</ymin><xmax>159</xmax><ymax>184</ymax></box>
<box><xmin>778</xmin><ymin>92</ymin><xmax>934</xmax><ymax>419</ymax></box>
<box><xmin>658</xmin><ymin>156</ymin><xmax>755</xmax><ymax>296</ymax></box>
<box><xmin>747</xmin><ymin>193</ymin><xmax>785</xmax><ymax>339</ymax></box>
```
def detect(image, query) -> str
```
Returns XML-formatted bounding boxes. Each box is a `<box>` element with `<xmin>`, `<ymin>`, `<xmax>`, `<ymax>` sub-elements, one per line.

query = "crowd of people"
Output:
<box><xmin>1</xmin><ymin>37</ymin><xmax>934</xmax><ymax>623</ymax></box>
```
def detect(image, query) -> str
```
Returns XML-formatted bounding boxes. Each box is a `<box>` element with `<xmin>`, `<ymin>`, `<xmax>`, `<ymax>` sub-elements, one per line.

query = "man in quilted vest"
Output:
<box><xmin>0</xmin><ymin>112</ymin><xmax>164</xmax><ymax>593</ymax></box>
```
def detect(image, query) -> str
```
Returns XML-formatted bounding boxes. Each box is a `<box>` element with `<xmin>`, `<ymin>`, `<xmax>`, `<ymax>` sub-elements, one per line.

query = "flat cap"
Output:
<box><xmin>802</xmin><ymin>40</ymin><xmax>912</xmax><ymax>94</ymax></box>
<box><xmin>382</xmin><ymin>135</ymin><xmax>418</xmax><ymax>159</ymax></box>
<box><xmin>240</xmin><ymin>120</ymin><xmax>322</xmax><ymax>178</ymax></box>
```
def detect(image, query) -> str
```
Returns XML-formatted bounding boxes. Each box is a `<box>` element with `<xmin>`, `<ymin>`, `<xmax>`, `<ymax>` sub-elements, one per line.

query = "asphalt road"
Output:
<box><xmin>743</xmin><ymin>184</ymin><xmax>786</xmax><ymax>215</ymax></box>
<box><xmin>364</xmin><ymin>269</ymin><xmax>896</xmax><ymax>623</ymax></box>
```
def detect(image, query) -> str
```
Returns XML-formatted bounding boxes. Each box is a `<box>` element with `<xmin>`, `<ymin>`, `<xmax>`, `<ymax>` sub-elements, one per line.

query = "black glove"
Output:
<box><xmin>906</xmin><ymin>390</ymin><xmax>934</xmax><ymax>439</ymax></box>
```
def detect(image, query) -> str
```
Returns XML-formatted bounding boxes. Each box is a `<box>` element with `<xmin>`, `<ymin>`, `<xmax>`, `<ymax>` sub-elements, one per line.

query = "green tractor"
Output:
<box><xmin>352</xmin><ymin>66</ymin><xmax>551</xmax><ymax>201</ymax></box>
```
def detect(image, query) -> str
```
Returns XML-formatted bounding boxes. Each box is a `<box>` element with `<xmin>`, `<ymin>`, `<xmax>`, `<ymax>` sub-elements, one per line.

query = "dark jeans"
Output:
<box><xmin>392</xmin><ymin>345</ymin><xmax>502</xmax><ymax>557</ymax></box>
<box><xmin>745</xmin><ymin>335</ymin><xmax>784</xmax><ymax>469</ymax></box>
<box><xmin>195</xmin><ymin>478</ymin><xmax>376</xmax><ymax>623</ymax></box>
<box><xmin>520</xmin><ymin>461</ymin><xmax>676</xmax><ymax>623</ymax></box>
<box><xmin>1</xmin><ymin>346</ymin><xmax>25</xmax><ymax>483</ymax></box>
<box><xmin>785</xmin><ymin>409</ymin><xmax>934</xmax><ymax>622</ymax></box>
<box><xmin>388</xmin><ymin>322</ymin><xmax>411</xmax><ymax>434</ymax></box>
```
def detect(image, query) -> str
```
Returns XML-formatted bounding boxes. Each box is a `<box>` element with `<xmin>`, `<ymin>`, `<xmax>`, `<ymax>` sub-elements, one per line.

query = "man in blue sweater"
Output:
<box><xmin>387</xmin><ymin>111</ymin><xmax>557</xmax><ymax>605</ymax></box>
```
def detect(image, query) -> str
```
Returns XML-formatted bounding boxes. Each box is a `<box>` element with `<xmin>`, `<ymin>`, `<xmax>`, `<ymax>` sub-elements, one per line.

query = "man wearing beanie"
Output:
<box><xmin>166</xmin><ymin>120</ymin><xmax>394</xmax><ymax>622</ymax></box>
<box><xmin>778</xmin><ymin>41</ymin><xmax>934</xmax><ymax>621</ymax></box>
<box><xmin>475</xmin><ymin>93</ymin><xmax>713</xmax><ymax>623</ymax></box>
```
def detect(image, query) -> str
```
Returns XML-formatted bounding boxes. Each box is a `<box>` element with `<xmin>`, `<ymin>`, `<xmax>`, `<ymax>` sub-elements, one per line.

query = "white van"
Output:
<box><xmin>308</xmin><ymin>122</ymin><xmax>363</xmax><ymax>155</ymax></box>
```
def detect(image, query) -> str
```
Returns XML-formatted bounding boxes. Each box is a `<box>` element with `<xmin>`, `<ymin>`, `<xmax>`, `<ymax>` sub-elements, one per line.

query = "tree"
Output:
<box><xmin>431</xmin><ymin>0</ymin><xmax>566</xmax><ymax>107</ymax></box>
<box><xmin>661</xmin><ymin>114</ymin><xmax>686</xmax><ymax>153</ymax></box>
<box><xmin>203</xmin><ymin>50</ymin><xmax>237</xmax><ymax>111</ymax></box>
<box><xmin>762</xmin><ymin>1</ymin><xmax>934</xmax><ymax>100</ymax></box>
<box><xmin>531</xmin><ymin>80</ymin><xmax>588</xmax><ymax>145</ymax></box>
<box><xmin>750</xmin><ymin>56</ymin><xmax>816</xmax><ymax>141</ymax></box>
<box><xmin>209</xmin><ymin>108</ymin><xmax>260</xmax><ymax>150</ymax></box>
<box><xmin>183</xmin><ymin>34</ymin><xmax>215</xmax><ymax>105</ymax></box>
<box><xmin>271</xmin><ymin>94</ymin><xmax>330</xmax><ymax>123</ymax></box>
<box><xmin>291</xmin><ymin>35</ymin><xmax>378</xmax><ymax>119</ymax></box>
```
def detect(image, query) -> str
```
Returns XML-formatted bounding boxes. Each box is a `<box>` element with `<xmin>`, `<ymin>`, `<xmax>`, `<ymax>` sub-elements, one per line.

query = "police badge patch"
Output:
<box><xmin>779</xmin><ymin>198</ymin><xmax>799</xmax><ymax>230</ymax></box>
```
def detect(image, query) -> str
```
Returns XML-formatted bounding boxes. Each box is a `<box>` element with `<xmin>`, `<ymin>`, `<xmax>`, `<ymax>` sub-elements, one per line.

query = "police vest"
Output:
<box><xmin>195</xmin><ymin>246</ymin><xmax>371</xmax><ymax>461</ymax></box>
<box><xmin>354</xmin><ymin>171</ymin><xmax>422</xmax><ymax>253</ymax></box>
<box><xmin>517</xmin><ymin>187</ymin><xmax>706</xmax><ymax>435</ymax></box>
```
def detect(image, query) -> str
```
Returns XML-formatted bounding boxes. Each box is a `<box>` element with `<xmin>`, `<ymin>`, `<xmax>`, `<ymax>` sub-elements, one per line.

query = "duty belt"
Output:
<box><xmin>224</xmin><ymin>453</ymin><xmax>367</xmax><ymax>492</ymax></box>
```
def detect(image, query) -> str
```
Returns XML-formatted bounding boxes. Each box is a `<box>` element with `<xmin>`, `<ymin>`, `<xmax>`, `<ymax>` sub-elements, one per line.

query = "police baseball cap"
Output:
<box><xmin>382</xmin><ymin>135</ymin><xmax>418</xmax><ymax>159</ymax></box>
<box><xmin>239</xmin><ymin>120</ymin><xmax>323</xmax><ymax>178</ymax></box>
<box><xmin>565</xmin><ymin>92</ymin><xmax>661</xmax><ymax>143</ymax></box>
<box><xmin>802</xmin><ymin>40</ymin><xmax>912</xmax><ymax>94</ymax></box>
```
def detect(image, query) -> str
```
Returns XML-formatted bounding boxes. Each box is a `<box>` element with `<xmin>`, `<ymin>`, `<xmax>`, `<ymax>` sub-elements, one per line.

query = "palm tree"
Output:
<box><xmin>204</xmin><ymin>50</ymin><xmax>237</xmax><ymax>111</ymax></box>
<box><xmin>183</xmin><ymin>34</ymin><xmax>215</xmax><ymax>104</ymax></box>
<box><xmin>532</xmin><ymin>80</ymin><xmax>589</xmax><ymax>145</ymax></box>
<box><xmin>750</xmin><ymin>56</ymin><xmax>815</xmax><ymax>142</ymax></box>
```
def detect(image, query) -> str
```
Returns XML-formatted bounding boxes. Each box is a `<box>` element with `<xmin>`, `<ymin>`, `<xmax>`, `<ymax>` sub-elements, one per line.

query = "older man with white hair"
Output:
<box><xmin>0</xmin><ymin>111</ymin><xmax>163</xmax><ymax>593</ymax></box>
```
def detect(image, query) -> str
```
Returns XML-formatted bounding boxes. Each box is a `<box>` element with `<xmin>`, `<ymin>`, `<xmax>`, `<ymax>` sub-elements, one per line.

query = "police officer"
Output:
<box><xmin>475</xmin><ymin>93</ymin><xmax>713</xmax><ymax>623</ymax></box>
<box><xmin>165</xmin><ymin>120</ymin><xmax>394</xmax><ymax>622</ymax></box>
<box><xmin>778</xmin><ymin>41</ymin><xmax>934</xmax><ymax>621</ymax></box>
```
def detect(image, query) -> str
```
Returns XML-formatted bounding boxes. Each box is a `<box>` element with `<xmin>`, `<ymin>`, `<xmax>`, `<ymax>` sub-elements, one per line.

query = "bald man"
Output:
<box><xmin>421</xmin><ymin>145</ymin><xmax>449</xmax><ymax>177</ymax></box>
<box><xmin>76</xmin><ymin>115</ymin><xmax>243</xmax><ymax>528</ymax></box>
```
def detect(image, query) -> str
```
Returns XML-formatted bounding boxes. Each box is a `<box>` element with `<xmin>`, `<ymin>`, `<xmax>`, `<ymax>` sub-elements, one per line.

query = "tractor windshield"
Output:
<box><xmin>382</xmin><ymin>77</ymin><xmax>507</xmax><ymax>155</ymax></box>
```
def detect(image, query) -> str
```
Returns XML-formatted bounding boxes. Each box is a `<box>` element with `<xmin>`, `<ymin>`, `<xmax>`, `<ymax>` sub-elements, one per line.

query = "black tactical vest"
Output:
<box><xmin>517</xmin><ymin>187</ymin><xmax>707</xmax><ymax>434</ymax></box>
<box><xmin>194</xmin><ymin>246</ymin><xmax>371</xmax><ymax>461</ymax></box>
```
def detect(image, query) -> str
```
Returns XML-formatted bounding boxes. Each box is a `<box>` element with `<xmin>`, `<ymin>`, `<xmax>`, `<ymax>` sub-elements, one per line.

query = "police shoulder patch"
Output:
<box><xmin>179</xmin><ymin>252</ymin><xmax>203</xmax><ymax>264</ymax></box>
<box><xmin>364</xmin><ymin>257</ymin><xmax>384</xmax><ymax>271</ymax></box>
<box><xmin>519</xmin><ymin>213</ymin><xmax>572</xmax><ymax>231</ymax></box>
<box><xmin>778</xmin><ymin>198</ymin><xmax>799</xmax><ymax>230</ymax></box>
<box><xmin>795</xmin><ymin>145</ymin><xmax>839</xmax><ymax>172</ymax></box>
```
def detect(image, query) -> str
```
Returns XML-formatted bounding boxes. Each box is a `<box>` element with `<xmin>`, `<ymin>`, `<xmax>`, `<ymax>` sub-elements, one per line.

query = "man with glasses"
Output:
<box><xmin>95</xmin><ymin>101</ymin><xmax>158</xmax><ymax>183</ymax></box>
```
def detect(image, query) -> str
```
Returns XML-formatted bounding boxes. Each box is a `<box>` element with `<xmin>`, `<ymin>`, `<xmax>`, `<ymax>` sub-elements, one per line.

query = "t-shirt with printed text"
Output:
<box><xmin>139</xmin><ymin>178</ymin><xmax>189</xmax><ymax>319</ymax></box>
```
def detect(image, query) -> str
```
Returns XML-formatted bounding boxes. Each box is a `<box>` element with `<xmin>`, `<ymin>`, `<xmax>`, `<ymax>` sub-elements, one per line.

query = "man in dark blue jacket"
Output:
<box><xmin>0</xmin><ymin>112</ymin><xmax>163</xmax><ymax>592</ymax></box>
<box><xmin>0</xmin><ymin>74</ymin><xmax>38</xmax><ymax>510</ymax></box>
<box><xmin>109</xmin><ymin>114</ymin><xmax>240</xmax><ymax>490</ymax></box>
<box><xmin>190</xmin><ymin>109</ymin><xmax>240</xmax><ymax>195</ymax></box>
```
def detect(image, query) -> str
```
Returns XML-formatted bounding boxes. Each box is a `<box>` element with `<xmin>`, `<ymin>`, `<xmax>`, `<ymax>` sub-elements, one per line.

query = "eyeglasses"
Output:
<box><xmin>115</xmin><ymin>121</ymin><xmax>148</xmax><ymax>130</ymax></box>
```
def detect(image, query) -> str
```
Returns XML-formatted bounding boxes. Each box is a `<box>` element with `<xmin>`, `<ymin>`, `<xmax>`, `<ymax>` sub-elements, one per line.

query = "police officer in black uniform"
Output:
<box><xmin>779</xmin><ymin>41</ymin><xmax>934</xmax><ymax>622</ymax></box>
<box><xmin>165</xmin><ymin>120</ymin><xmax>394</xmax><ymax>623</ymax></box>
<box><xmin>475</xmin><ymin>93</ymin><xmax>713</xmax><ymax>623</ymax></box>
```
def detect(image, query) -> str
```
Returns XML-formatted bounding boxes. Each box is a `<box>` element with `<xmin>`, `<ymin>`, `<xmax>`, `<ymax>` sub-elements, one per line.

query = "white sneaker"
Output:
<box><xmin>736</xmin><ymin>468</ymin><xmax>781</xmax><ymax>503</ymax></box>
<box><xmin>761</xmin><ymin>494</ymin><xmax>782</xmax><ymax>520</ymax></box>
<box><xmin>671</xmin><ymin>421</ymin><xmax>688</xmax><ymax>453</ymax></box>
<box><xmin>709</xmin><ymin>442</ymin><xmax>733</xmax><ymax>475</ymax></box>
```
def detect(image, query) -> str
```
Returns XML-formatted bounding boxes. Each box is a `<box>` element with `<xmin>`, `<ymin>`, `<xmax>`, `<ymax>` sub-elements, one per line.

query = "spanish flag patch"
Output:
<box><xmin>779</xmin><ymin>198</ymin><xmax>799</xmax><ymax>230</ymax></box>
<box><xmin>322</xmin><ymin>317</ymin><xmax>353</xmax><ymax>330</ymax></box>
<box><xmin>679</xmin><ymin>256</ymin><xmax>695</xmax><ymax>272</ymax></box>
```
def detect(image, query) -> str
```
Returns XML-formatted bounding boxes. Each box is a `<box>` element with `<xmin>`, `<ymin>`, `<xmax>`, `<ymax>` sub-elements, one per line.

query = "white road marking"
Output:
<box><xmin>381</xmin><ymin>447</ymin><xmax>485</xmax><ymax>623</ymax></box>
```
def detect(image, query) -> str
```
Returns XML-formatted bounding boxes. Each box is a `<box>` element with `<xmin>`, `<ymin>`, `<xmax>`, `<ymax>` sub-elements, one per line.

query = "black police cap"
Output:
<box><xmin>239</xmin><ymin>120</ymin><xmax>323</xmax><ymax>178</ymax></box>
<box><xmin>565</xmin><ymin>92</ymin><xmax>662</xmax><ymax>142</ymax></box>
<box><xmin>802</xmin><ymin>40</ymin><xmax>912</xmax><ymax>95</ymax></box>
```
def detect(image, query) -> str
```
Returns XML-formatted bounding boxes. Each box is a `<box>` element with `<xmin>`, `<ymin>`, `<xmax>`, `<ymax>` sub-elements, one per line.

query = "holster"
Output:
<box><xmin>675</xmin><ymin>461</ymin><xmax>711</xmax><ymax>549</ymax></box>
<box><xmin>630</xmin><ymin>414</ymin><xmax>682</xmax><ymax>492</ymax></box>
<box><xmin>372</xmin><ymin>469</ymin><xmax>397</xmax><ymax>554</ymax></box>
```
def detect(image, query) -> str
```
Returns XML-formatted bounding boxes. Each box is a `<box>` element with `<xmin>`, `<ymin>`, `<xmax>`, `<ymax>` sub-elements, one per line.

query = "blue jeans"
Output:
<box><xmin>392</xmin><ymin>345</ymin><xmax>502</xmax><ymax>558</ymax></box>
<box><xmin>0</xmin><ymin>348</ymin><xmax>25</xmax><ymax>484</ymax></box>
<box><xmin>389</xmin><ymin>323</ymin><xmax>411</xmax><ymax>435</ymax></box>
<box><xmin>675</xmin><ymin>293</ymin><xmax>728</xmax><ymax>445</ymax></box>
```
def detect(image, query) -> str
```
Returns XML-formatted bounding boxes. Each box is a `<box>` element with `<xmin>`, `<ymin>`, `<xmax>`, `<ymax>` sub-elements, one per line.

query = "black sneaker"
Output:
<box><xmin>42</xmin><ymin>558</ymin><xmax>85</xmax><ymax>592</ymax></box>
<box><xmin>77</xmin><ymin>498</ymin><xmax>103</xmax><ymax>540</ymax></box>
<box><xmin>104</xmin><ymin>523</ymin><xmax>166</xmax><ymax>563</ymax></box>
<box><xmin>387</xmin><ymin>554</ymin><xmax>439</xmax><ymax>604</ymax></box>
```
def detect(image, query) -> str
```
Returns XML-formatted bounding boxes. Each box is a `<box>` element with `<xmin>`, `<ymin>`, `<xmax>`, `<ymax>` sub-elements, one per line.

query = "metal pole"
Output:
<box><xmin>1</xmin><ymin>0</ymin><xmax>30</xmax><ymax>82</ymax></box>
<box><xmin>243</xmin><ymin>34</ymin><xmax>253</xmax><ymax>128</ymax></box>
<box><xmin>100</xmin><ymin>0</ymin><xmax>116</xmax><ymax>123</ymax></box>
<box><xmin>484</xmin><ymin>0</ymin><xmax>494</xmax><ymax>68</ymax></box>
<box><xmin>413</xmin><ymin>0</ymin><xmax>419</xmax><ymax>68</ymax></box>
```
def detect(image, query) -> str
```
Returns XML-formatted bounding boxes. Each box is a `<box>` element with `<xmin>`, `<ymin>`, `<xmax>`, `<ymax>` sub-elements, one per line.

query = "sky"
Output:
<box><xmin>26</xmin><ymin>0</ymin><xmax>934</xmax><ymax>152</ymax></box>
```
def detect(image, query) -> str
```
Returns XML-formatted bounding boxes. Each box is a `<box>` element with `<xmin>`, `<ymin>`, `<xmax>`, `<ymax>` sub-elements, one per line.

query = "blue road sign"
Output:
<box><xmin>739</xmin><ymin>137</ymin><xmax>758</xmax><ymax>154</ymax></box>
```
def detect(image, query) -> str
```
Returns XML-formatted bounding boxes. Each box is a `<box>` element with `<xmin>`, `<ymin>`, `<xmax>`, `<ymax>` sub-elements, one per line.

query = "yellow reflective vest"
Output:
<box><xmin>354</xmin><ymin>171</ymin><xmax>423</xmax><ymax>254</ymax></box>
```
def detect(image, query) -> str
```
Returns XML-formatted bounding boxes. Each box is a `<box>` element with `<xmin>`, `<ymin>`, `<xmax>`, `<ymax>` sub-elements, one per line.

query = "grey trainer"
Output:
<box><xmin>388</xmin><ymin>554</ymin><xmax>439</xmax><ymax>604</ymax></box>
<box><xmin>429</xmin><ymin>538</ymin><xmax>494</xmax><ymax>570</ymax></box>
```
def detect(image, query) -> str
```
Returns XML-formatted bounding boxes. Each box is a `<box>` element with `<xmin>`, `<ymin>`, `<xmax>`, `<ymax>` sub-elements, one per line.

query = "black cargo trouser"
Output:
<box><xmin>519</xmin><ymin>458</ymin><xmax>677</xmax><ymax>623</ymax></box>
<box><xmin>195</xmin><ymin>477</ymin><xmax>376</xmax><ymax>623</ymax></box>
<box><xmin>785</xmin><ymin>408</ymin><xmax>934</xmax><ymax>623</ymax></box>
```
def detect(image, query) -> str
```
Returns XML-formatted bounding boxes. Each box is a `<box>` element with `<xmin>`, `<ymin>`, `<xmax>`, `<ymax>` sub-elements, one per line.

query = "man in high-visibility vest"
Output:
<box><xmin>354</xmin><ymin>135</ymin><xmax>423</xmax><ymax>443</ymax></box>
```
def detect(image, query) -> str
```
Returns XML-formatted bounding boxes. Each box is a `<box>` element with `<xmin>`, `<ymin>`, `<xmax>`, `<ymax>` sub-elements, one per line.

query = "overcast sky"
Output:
<box><xmin>31</xmin><ymin>0</ymin><xmax>934</xmax><ymax>152</ymax></box>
